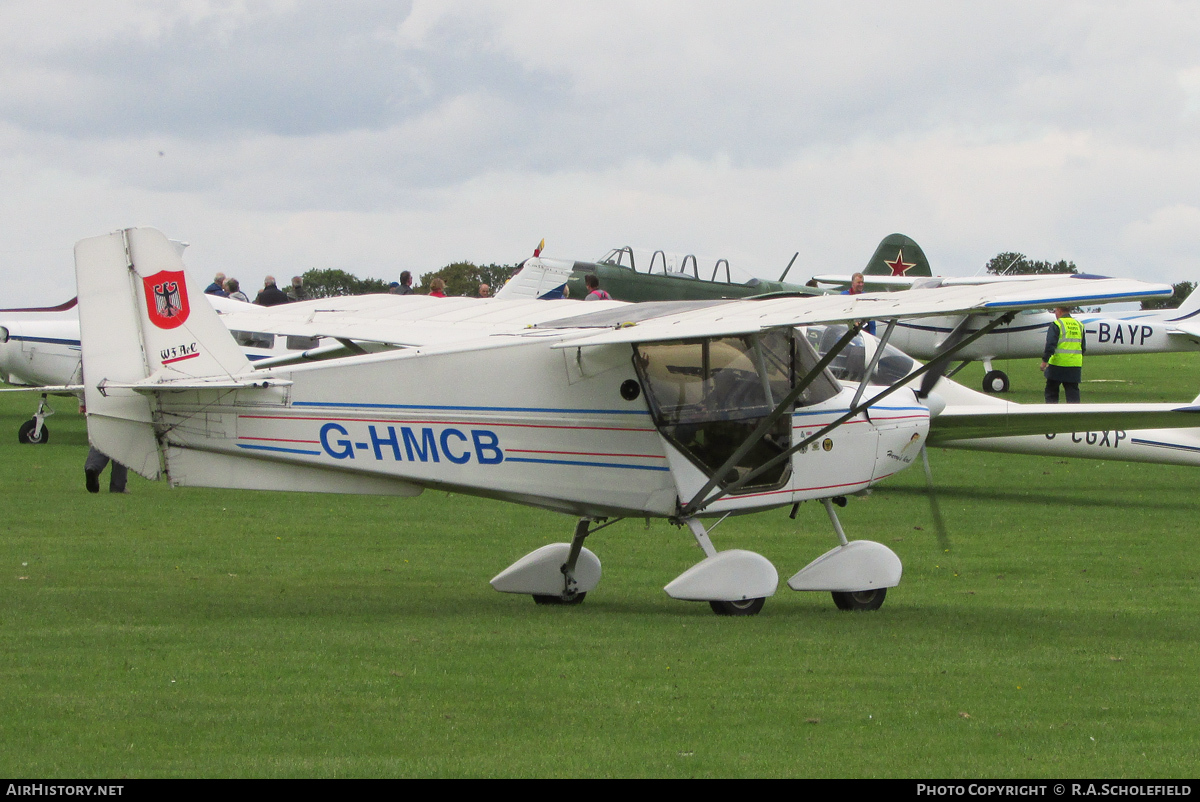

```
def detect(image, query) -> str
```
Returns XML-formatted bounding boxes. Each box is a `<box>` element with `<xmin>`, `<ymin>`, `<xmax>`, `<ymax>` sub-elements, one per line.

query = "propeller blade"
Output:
<box><xmin>921</xmin><ymin>445</ymin><xmax>951</xmax><ymax>553</ymax></box>
<box><xmin>917</xmin><ymin>315</ymin><xmax>976</xmax><ymax>398</ymax></box>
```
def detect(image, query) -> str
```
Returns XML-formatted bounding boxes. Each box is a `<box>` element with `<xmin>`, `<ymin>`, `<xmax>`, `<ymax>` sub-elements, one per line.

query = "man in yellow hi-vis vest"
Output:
<box><xmin>1040</xmin><ymin>306</ymin><xmax>1086</xmax><ymax>403</ymax></box>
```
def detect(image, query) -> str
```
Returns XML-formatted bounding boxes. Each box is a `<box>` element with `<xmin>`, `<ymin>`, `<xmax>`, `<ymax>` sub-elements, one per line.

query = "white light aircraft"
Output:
<box><xmin>806</xmin><ymin>323</ymin><xmax>1200</xmax><ymax>468</ymax></box>
<box><xmin>73</xmin><ymin>228</ymin><xmax>1200</xmax><ymax>615</ymax></box>
<box><xmin>811</xmin><ymin>234</ymin><xmax>1200</xmax><ymax>393</ymax></box>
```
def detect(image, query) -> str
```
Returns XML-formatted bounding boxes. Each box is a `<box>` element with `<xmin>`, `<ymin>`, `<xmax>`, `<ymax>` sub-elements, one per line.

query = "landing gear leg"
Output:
<box><xmin>491</xmin><ymin>518</ymin><xmax>604</xmax><ymax>604</ymax></box>
<box><xmin>18</xmin><ymin>394</ymin><xmax>54</xmax><ymax>444</ymax></box>
<box><xmin>786</xmin><ymin>498</ymin><xmax>902</xmax><ymax>611</ymax></box>
<box><xmin>533</xmin><ymin>519</ymin><xmax>592</xmax><ymax>605</ymax></box>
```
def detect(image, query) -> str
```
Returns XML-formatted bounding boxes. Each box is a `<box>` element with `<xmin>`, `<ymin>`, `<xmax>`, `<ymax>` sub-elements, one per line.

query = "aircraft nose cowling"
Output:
<box><xmin>920</xmin><ymin>389</ymin><xmax>946</xmax><ymax>418</ymax></box>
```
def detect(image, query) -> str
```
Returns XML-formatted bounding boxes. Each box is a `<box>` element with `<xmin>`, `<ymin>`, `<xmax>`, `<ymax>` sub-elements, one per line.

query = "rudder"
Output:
<box><xmin>75</xmin><ymin>227</ymin><xmax>251</xmax><ymax>478</ymax></box>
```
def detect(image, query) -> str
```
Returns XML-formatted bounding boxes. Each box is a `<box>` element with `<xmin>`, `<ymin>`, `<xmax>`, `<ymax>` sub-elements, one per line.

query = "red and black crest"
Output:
<box><xmin>142</xmin><ymin>270</ymin><xmax>190</xmax><ymax>329</ymax></box>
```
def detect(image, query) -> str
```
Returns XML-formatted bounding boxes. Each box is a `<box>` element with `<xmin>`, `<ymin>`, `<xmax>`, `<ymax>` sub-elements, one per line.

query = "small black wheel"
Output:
<box><xmin>709</xmin><ymin>597</ymin><xmax>765</xmax><ymax>616</ymax></box>
<box><xmin>982</xmin><ymin>370</ymin><xmax>1009</xmax><ymax>393</ymax></box>
<box><xmin>832</xmin><ymin>588</ymin><xmax>887</xmax><ymax>611</ymax></box>
<box><xmin>533</xmin><ymin>592</ymin><xmax>586</xmax><ymax>606</ymax></box>
<box><xmin>18</xmin><ymin>419</ymin><xmax>48</xmax><ymax>445</ymax></box>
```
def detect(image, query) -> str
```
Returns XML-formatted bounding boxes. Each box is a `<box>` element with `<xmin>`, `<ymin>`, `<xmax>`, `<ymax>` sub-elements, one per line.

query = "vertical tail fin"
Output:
<box><xmin>494</xmin><ymin>257</ymin><xmax>575</xmax><ymax>299</ymax></box>
<box><xmin>1165</xmin><ymin>286</ymin><xmax>1200</xmax><ymax>320</ymax></box>
<box><xmin>75</xmin><ymin>227</ymin><xmax>251</xmax><ymax>478</ymax></box>
<box><xmin>863</xmin><ymin>233</ymin><xmax>933</xmax><ymax>278</ymax></box>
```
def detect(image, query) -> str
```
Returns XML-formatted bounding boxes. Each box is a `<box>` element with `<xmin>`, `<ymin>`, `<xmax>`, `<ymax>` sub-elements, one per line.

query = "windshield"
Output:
<box><xmin>804</xmin><ymin>325</ymin><xmax>917</xmax><ymax>387</ymax></box>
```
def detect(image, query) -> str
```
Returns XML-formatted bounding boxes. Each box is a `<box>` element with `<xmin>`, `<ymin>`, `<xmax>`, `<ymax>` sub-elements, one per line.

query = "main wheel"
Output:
<box><xmin>18</xmin><ymin>419</ymin><xmax>48</xmax><ymax>444</ymax></box>
<box><xmin>832</xmin><ymin>588</ymin><xmax>887</xmax><ymax>611</ymax></box>
<box><xmin>982</xmin><ymin>370</ymin><xmax>1010</xmax><ymax>393</ymax></box>
<box><xmin>709</xmin><ymin>597</ymin><xmax>765</xmax><ymax>616</ymax></box>
<box><xmin>533</xmin><ymin>592</ymin><xmax>586</xmax><ymax>606</ymax></box>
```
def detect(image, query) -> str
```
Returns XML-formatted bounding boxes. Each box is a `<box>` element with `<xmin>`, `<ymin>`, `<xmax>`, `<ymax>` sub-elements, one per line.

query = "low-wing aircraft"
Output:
<box><xmin>75</xmin><ymin>228</ymin><xmax>1198</xmax><ymax>616</ymax></box>
<box><xmin>496</xmin><ymin>245</ymin><xmax>822</xmax><ymax>302</ymax></box>
<box><xmin>0</xmin><ymin>294</ymin><xmax>328</xmax><ymax>443</ymax></box>
<box><xmin>811</xmin><ymin>233</ymin><xmax>1200</xmax><ymax>393</ymax></box>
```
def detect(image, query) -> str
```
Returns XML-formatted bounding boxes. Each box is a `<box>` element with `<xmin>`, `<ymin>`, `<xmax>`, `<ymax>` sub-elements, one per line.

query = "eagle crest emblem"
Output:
<box><xmin>142</xmin><ymin>270</ymin><xmax>190</xmax><ymax>329</ymax></box>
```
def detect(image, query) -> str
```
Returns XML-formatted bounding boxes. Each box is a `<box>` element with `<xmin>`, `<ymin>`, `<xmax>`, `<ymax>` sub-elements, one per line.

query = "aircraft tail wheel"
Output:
<box><xmin>18</xmin><ymin>418</ymin><xmax>48</xmax><ymax>445</ymax></box>
<box><xmin>982</xmin><ymin>370</ymin><xmax>1009</xmax><ymax>393</ymax></box>
<box><xmin>533</xmin><ymin>592</ymin><xmax>586</xmax><ymax>606</ymax></box>
<box><xmin>709</xmin><ymin>597</ymin><xmax>765</xmax><ymax>616</ymax></box>
<box><xmin>831</xmin><ymin>588</ymin><xmax>887</xmax><ymax>611</ymax></box>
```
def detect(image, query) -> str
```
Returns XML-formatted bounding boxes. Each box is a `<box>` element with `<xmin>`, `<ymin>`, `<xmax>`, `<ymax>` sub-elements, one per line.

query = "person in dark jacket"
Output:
<box><xmin>254</xmin><ymin>276</ymin><xmax>289</xmax><ymax>306</ymax></box>
<box><xmin>204</xmin><ymin>272</ymin><xmax>227</xmax><ymax>296</ymax></box>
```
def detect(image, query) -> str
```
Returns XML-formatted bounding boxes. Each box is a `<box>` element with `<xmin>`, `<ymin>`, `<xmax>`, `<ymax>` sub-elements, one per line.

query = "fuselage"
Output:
<box><xmin>154</xmin><ymin>318</ymin><xmax>929</xmax><ymax>519</ymax></box>
<box><xmin>887</xmin><ymin>308</ymin><xmax>1200</xmax><ymax>362</ymax></box>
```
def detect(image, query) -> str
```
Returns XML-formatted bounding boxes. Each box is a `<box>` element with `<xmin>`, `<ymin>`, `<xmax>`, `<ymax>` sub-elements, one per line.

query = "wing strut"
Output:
<box><xmin>851</xmin><ymin>318</ymin><xmax>898</xmax><ymax>411</ymax></box>
<box><xmin>681</xmin><ymin>311</ymin><xmax>1017</xmax><ymax>516</ymax></box>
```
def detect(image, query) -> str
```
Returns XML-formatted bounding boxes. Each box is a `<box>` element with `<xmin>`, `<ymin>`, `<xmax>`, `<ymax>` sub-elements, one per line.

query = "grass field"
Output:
<box><xmin>2</xmin><ymin>353</ymin><xmax>1198</xmax><ymax>777</ymax></box>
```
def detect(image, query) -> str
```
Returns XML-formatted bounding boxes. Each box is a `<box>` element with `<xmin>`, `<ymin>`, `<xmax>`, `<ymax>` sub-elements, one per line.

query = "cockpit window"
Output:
<box><xmin>231</xmin><ymin>330</ymin><xmax>275</xmax><ymax>349</ymax></box>
<box><xmin>633</xmin><ymin>329</ymin><xmax>840</xmax><ymax>492</ymax></box>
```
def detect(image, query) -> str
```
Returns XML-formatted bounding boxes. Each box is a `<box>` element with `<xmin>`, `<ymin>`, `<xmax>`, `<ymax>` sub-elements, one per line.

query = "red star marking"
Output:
<box><xmin>884</xmin><ymin>249</ymin><xmax>916</xmax><ymax>276</ymax></box>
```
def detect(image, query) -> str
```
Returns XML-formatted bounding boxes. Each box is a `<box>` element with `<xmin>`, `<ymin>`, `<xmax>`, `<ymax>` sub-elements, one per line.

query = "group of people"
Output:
<box><xmin>205</xmin><ymin>272</ymin><xmax>308</xmax><ymax>305</ymax></box>
<box><xmin>387</xmin><ymin>270</ymin><xmax>493</xmax><ymax>298</ymax></box>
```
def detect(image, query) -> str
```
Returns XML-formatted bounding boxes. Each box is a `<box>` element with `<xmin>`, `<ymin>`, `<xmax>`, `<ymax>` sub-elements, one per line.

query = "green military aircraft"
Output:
<box><xmin>496</xmin><ymin>246</ymin><xmax>824</xmax><ymax>302</ymax></box>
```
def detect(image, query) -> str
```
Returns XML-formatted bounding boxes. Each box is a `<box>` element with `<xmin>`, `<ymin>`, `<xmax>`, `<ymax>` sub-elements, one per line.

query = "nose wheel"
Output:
<box><xmin>709</xmin><ymin>597</ymin><xmax>766</xmax><ymax>616</ymax></box>
<box><xmin>18</xmin><ymin>418</ymin><xmax>49</xmax><ymax>444</ymax></box>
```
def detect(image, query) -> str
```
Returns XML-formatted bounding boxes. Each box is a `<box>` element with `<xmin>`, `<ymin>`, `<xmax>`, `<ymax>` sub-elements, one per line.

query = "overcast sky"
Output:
<box><xmin>2</xmin><ymin>0</ymin><xmax>1199</xmax><ymax>304</ymax></box>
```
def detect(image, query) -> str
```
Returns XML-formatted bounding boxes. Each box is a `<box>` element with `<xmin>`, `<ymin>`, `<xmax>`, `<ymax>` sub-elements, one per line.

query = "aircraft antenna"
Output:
<box><xmin>778</xmin><ymin>252</ymin><xmax>799</xmax><ymax>282</ymax></box>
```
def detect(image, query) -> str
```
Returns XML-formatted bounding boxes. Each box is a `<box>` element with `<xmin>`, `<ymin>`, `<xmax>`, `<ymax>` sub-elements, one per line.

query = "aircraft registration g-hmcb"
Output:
<box><xmin>811</xmin><ymin>234</ymin><xmax>1200</xmax><ymax>393</ymax></box>
<box><xmin>74</xmin><ymin>228</ymin><xmax>1200</xmax><ymax>616</ymax></box>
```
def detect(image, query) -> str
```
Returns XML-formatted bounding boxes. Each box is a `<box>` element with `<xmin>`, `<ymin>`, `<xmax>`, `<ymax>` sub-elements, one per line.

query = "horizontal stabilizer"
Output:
<box><xmin>0</xmin><ymin>384</ymin><xmax>83</xmax><ymax>394</ymax></box>
<box><xmin>100</xmin><ymin>377</ymin><xmax>292</xmax><ymax>394</ymax></box>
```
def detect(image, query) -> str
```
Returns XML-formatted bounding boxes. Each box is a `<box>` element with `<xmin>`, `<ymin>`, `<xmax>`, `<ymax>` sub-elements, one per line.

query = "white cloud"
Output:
<box><xmin>3</xmin><ymin>2</ymin><xmax>1200</xmax><ymax>305</ymax></box>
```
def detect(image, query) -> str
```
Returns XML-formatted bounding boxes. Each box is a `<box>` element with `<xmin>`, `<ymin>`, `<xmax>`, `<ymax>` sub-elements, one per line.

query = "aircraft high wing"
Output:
<box><xmin>74</xmin><ymin>227</ymin><xmax>1197</xmax><ymax>617</ymax></box>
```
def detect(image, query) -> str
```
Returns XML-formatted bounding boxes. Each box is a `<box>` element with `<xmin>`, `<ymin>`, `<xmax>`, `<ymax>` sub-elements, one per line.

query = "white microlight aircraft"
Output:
<box><xmin>810</xmin><ymin>234</ymin><xmax>1200</xmax><ymax>393</ymax></box>
<box><xmin>74</xmin><ymin>228</ymin><xmax>1200</xmax><ymax>616</ymax></box>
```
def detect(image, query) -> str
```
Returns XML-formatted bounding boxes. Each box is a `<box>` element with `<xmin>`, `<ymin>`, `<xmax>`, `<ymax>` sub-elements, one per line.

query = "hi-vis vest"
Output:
<box><xmin>1048</xmin><ymin>317</ymin><xmax>1084</xmax><ymax>368</ymax></box>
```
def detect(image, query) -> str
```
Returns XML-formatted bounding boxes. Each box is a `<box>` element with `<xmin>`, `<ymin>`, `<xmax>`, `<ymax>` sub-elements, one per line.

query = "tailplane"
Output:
<box><xmin>75</xmin><ymin>227</ymin><xmax>251</xmax><ymax>478</ymax></box>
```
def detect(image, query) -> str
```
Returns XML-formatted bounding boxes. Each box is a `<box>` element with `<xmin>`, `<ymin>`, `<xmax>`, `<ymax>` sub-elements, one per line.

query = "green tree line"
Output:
<box><xmin>300</xmin><ymin>261</ymin><xmax>519</xmax><ymax>299</ymax></box>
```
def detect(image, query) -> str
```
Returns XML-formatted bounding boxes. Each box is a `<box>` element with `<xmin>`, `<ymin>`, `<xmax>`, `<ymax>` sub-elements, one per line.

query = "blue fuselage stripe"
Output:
<box><xmin>9</xmin><ymin>335</ymin><xmax>81</xmax><ymax>348</ymax></box>
<box><xmin>1128</xmin><ymin>438</ymin><xmax>1200</xmax><ymax>453</ymax></box>
<box><xmin>237</xmin><ymin>443</ymin><xmax>323</xmax><ymax>456</ymax></box>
